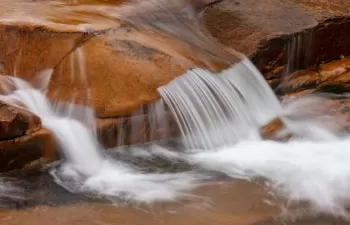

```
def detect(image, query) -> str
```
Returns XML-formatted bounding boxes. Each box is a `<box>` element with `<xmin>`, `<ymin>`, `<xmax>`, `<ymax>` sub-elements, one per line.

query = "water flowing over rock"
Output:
<box><xmin>158</xmin><ymin>58</ymin><xmax>282</xmax><ymax>149</ymax></box>
<box><xmin>0</xmin><ymin>100</ymin><xmax>54</xmax><ymax>172</ymax></box>
<box><xmin>0</xmin><ymin>0</ymin><xmax>349</xmax><ymax>120</ymax></box>
<box><xmin>2</xmin><ymin>2</ymin><xmax>350</xmax><ymax>223</ymax></box>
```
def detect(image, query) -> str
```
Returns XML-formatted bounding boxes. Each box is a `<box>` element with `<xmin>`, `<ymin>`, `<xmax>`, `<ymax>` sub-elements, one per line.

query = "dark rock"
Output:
<box><xmin>0</xmin><ymin>101</ymin><xmax>41</xmax><ymax>141</ymax></box>
<box><xmin>0</xmin><ymin>128</ymin><xmax>57</xmax><ymax>172</ymax></box>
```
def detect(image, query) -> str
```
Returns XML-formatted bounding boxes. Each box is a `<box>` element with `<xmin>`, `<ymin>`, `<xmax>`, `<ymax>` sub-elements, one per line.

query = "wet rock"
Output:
<box><xmin>96</xmin><ymin>110</ymin><xmax>179</xmax><ymax>148</ymax></box>
<box><xmin>279</xmin><ymin>89</ymin><xmax>317</xmax><ymax>102</ymax></box>
<box><xmin>278</xmin><ymin>70</ymin><xmax>319</xmax><ymax>93</ymax></box>
<box><xmin>0</xmin><ymin>128</ymin><xmax>57</xmax><ymax>172</ymax></box>
<box><xmin>0</xmin><ymin>25</ymin><xmax>90</xmax><ymax>82</ymax></box>
<box><xmin>260</xmin><ymin>118</ymin><xmax>292</xmax><ymax>142</ymax></box>
<box><xmin>317</xmin><ymin>71</ymin><xmax>350</xmax><ymax>93</ymax></box>
<box><xmin>1</xmin><ymin>0</ymin><xmax>350</xmax><ymax>160</ymax></box>
<box><xmin>274</xmin><ymin>57</ymin><xmax>350</xmax><ymax>94</ymax></box>
<box><xmin>48</xmin><ymin>26</ymin><xmax>192</xmax><ymax>118</ymax></box>
<box><xmin>0</xmin><ymin>101</ymin><xmax>41</xmax><ymax>141</ymax></box>
<box><xmin>2</xmin><ymin>0</ymin><xmax>350</xmax><ymax>119</ymax></box>
<box><xmin>203</xmin><ymin>0</ymin><xmax>350</xmax><ymax>82</ymax></box>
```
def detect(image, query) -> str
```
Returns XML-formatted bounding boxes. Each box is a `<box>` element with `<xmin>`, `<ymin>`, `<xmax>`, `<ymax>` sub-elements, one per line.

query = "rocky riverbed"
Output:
<box><xmin>0</xmin><ymin>0</ymin><xmax>350</xmax><ymax>224</ymax></box>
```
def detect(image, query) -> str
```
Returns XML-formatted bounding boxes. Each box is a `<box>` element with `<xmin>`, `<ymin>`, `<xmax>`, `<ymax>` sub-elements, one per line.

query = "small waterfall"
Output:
<box><xmin>1</xmin><ymin>79</ymin><xmax>103</xmax><ymax>176</ymax></box>
<box><xmin>147</xmin><ymin>99</ymin><xmax>171</xmax><ymax>141</ymax></box>
<box><xmin>0</xmin><ymin>75</ymin><xmax>200</xmax><ymax>203</ymax></box>
<box><xmin>158</xmin><ymin>57</ymin><xmax>282</xmax><ymax>149</ymax></box>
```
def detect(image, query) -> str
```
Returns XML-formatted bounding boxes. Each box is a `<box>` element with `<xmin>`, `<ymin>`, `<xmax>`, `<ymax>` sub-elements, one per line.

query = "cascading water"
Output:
<box><xmin>2</xmin><ymin>54</ymin><xmax>350</xmax><ymax>217</ymax></box>
<box><xmin>1</xmin><ymin>0</ymin><xmax>350</xmax><ymax>219</ymax></box>
<box><xmin>158</xmin><ymin>57</ymin><xmax>283</xmax><ymax>149</ymax></box>
<box><xmin>0</xmin><ymin>75</ymin><xmax>200</xmax><ymax>204</ymax></box>
<box><xmin>155</xmin><ymin>51</ymin><xmax>350</xmax><ymax>216</ymax></box>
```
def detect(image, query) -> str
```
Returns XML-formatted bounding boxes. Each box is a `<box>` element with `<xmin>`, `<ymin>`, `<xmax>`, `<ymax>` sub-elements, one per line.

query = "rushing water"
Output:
<box><xmin>1</xmin><ymin>56</ymin><xmax>350</xmax><ymax>217</ymax></box>
<box><xmin>1</xmin><ymin>0</ymin><xmax>350</xmax><ymax>220</ymax></box>
<box><xmin>158</xmin><ymin>57</ymin><xmax>282</xmax><ymax>149</ymax></box>
<box><xmin>0</xmin><ymin>76</ymin><xmax>200</xmax><ymax>204</ymax></box>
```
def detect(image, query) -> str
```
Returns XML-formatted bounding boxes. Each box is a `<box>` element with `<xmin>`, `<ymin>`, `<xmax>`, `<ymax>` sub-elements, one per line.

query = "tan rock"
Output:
<box><xmin>278</xmin><ymin>70</ymin><xmax>319</xmax><ymax>93</ymax></box>
<box><xmin>318</xmin><ymin>58</ymin><xmax>350</xmax><ymax>82</ymax></box>
<box><xmin>317</xmin><ymin>71</ymin><xmax>350</xmax><ymax>93</ymax></box>
<box><xmin>0</xmin><ymin>25</ymin><xmax>89</xmax><ymax>81</ymax></box>
<box><xmin>47</xmin><ymin>27</ymin><xmax>192</xmax><ymax>118</ymax></box>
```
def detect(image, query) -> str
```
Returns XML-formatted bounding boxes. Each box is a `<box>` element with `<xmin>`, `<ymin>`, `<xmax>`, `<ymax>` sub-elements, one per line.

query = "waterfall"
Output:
<box><xmin>0</xmin><ymin>76</ymin><xmax>200</xmax><ymax>203</ymax></box>
<box><xmin>1</xmin><ymin>42</ymin><xmax>350</xmax><ymax>215</ymax></box>
<box><xmin>158</xmin><ymin>57</ymin><xmax>283</xmax><ymax>149</ymax></box>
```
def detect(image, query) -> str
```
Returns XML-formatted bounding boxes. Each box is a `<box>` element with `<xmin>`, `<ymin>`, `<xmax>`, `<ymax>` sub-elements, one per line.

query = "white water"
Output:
<box><xmin>0</xmin><ymin>53</ymin><xmax>350</xmax><ymax>217</ymax></box>
<box><xmin>156</xmin><ymin>57</ymin><xmax>350</xmax><ymax>216</ymax></box>
<box><xmin>0</xmin><ymin>76</ymin><xmax>201</xmax><ymax>204</ymax></box>
<box><xmin>189</xmin><ymin>139</ymin><xmax>350</xmax><ymax>216</ymax></box>
<box><xmin>158</xmin><ymin>57</ymin><xmax>282</xmax><ymax>149</ymax></box>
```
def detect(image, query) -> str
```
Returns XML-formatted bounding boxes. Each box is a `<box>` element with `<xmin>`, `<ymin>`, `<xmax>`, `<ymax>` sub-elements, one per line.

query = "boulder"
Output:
<box><xmin>0</xmin><ymin>25</ymin><xmax>90</xmax><ymax>82</ymax></box>
<box><xmin>0</xmin><ymin>101</ymin><xmax>58</xmax><ymax>172</ymax></box>
<box><xmin>3</xmin><ymin>0</ymin><xmax>350</xmax><ymax>120</ymax></box>
<box><xmin>47</xmin><ymin>27</ymin><xmax>191</xmax><ymax>118</ymax></box>
<box><xmin>0</xmin><ymin>101</ymin><xmax>41</xmax><ymax>141</ymax></box>
<box><xmin>0</xmin><ymin>128</ymin><xmax>57</xmax><ymax>172</ymax></box>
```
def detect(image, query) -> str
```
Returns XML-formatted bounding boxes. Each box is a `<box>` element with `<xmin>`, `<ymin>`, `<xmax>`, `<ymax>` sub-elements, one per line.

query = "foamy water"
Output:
<box><xmin>1</xmin><ymin>64</ymin><xmax>350</xmax><ymax>217</ymax></box>
<box><xmin>0</xmin><ymin>76</ymin><xmax>202</xmax><ymax>204</ymax></box>
<box><xmin>0</xmin><ymin>50</ymin><xmax>349</xmax><ymax>219</ymax></box>
<box><xmin>189</xmin><ymin>139</ymin><xmax>350</xmax><ymax>216</ymax></box>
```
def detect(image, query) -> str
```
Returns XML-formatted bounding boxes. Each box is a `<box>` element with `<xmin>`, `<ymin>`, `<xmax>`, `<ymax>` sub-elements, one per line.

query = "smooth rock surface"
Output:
<box><xmin>1</xmin><ymin>0</ymin><xmax>350</xmax><ymax>118</ymax></box>
<box><xmin>48</xmin><ymin>27</ymin><xmax>190</xmax><ymax>118</ymax></box>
